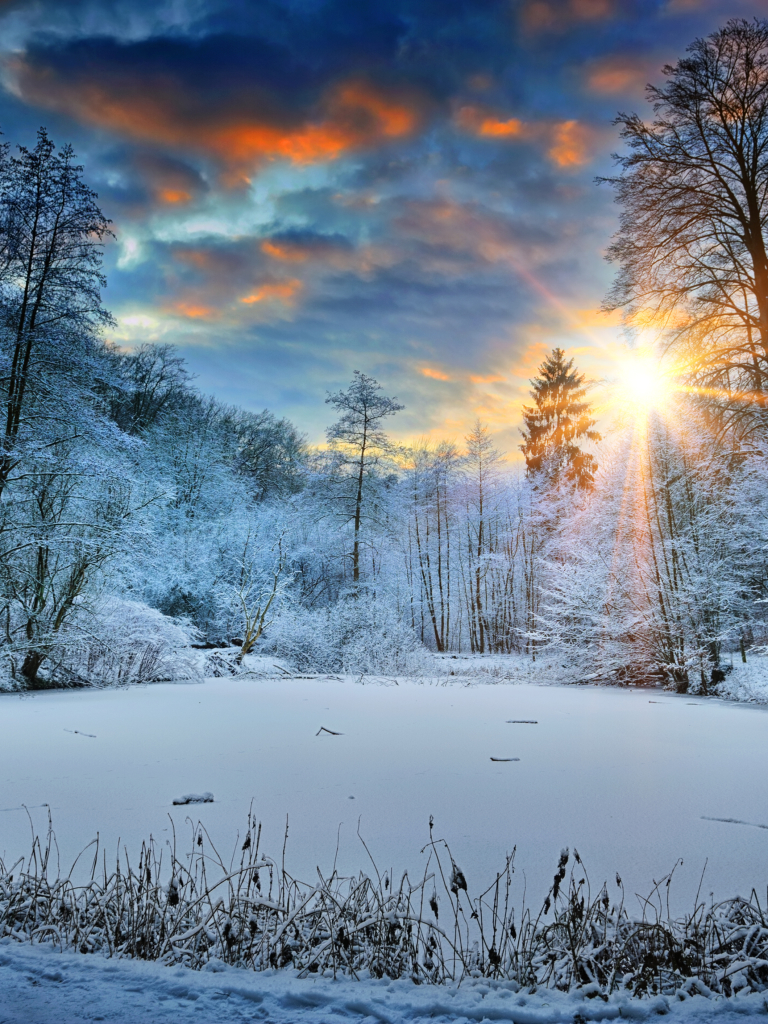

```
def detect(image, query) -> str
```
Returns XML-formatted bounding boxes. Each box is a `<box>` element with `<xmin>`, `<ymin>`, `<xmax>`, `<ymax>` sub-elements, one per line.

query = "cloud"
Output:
<box><xmin>421</xmin><ymin>366</ymin><xmax>450</xmax><ymax>380</ymax></box>
<box><xmin>583</xmin><ymin>53</ymin><xmax>661</xmax><ymax>96</ymax></box>
<box><xmin>7</xmin><ymin>38</ymin><xmax>425</xmax><ymax>177</ymax></box>
<box><xmin>168</xmin><ymin>301</ymin><xmax>218</xmax><ymax>320</ymax></box>
<box><xmin>547</xmin><ymin>120</ymin><xmax>594</xmax><ymax>167</ymax></box>
<box><xmin>122</xmin><ymin>236</ymin><xmax>310</xmax><ymax>324</ymax></box>
<box><xmin>455</xmin><ymin>105</ymin><xmax>524</xmax><ymax>139</ymax></box>
<box><xmin>240</xmin><ymin>279</ymin><xmax>303</xmax><ymax>305</ymax></box>
<box><xmin>454</xmin><ymin>105</ymin><xmax>600</xmax><ymax>168</ymax></box>
<box><xmin>132</xmin><ymin>151</ymin><xmax>208</xmax><ymax>207</ymax></box>
<box><xmin>520</xmin><ymin>0</ymin><xmax>615</xmax><ymax>32</ymax></box>
<box><xmin>470</xmin><ymin>373</ymin><xmax>506</xmax><ymax>384</ymax></box>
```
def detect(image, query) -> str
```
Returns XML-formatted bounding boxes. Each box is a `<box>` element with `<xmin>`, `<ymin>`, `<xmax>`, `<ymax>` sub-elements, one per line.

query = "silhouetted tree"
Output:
<box><xmin>603</xmin><ymin>19</ymin><xmax>768</xmax><ymax>430</ymax></box>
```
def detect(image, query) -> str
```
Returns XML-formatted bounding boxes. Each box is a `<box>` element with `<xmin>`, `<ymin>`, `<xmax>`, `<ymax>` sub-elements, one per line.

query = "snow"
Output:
<box><xmin>710</xmin><ymin>657</ymin><xmax>768</xmax><ymax>704</ymax></box>
<box><xmin>172</xmin><ymin>791</ymin><xmax>214</xmax><ymax>805</ymax></box>
<box><xmin>2</xmin><ymin>938</ymin><xmax>768</xmax><ymax>1024</ymax></box>
<box><xmin>3</xmin><ymin>674</ymin><xmax>768</xmax><ymax>913</ymax></box>
<box><xmin>4</xmin><ymin>671</ymin><xmax>768</xmax><ymax>1020</ymax></box>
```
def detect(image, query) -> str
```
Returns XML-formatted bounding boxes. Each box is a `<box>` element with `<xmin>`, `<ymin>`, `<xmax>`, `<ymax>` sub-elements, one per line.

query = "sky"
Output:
<box><xmin>0</xmin><ymin>0</ymin><xmax>764</xmax><ymax>450</ymax></box>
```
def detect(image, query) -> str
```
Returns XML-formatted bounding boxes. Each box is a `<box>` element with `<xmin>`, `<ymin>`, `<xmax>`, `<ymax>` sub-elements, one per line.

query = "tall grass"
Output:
<box><xmin>2</xmin><ymin>811</ymin><xmax>768</xmax><ymax>998</ymax></box>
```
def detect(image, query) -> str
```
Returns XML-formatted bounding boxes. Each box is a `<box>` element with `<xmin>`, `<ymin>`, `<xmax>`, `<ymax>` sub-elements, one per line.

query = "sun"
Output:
<box><xmin>616</xmin><ymin>353</ymin><xmax>670</xmax><ymax>411</ymax></box>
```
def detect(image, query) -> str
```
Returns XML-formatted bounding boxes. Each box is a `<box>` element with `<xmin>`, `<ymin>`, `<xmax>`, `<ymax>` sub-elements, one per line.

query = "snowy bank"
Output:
<box><xmin>2</xmin><ymin>940</ymin><xmax>768</xmax><ymax>1024</ymax></box>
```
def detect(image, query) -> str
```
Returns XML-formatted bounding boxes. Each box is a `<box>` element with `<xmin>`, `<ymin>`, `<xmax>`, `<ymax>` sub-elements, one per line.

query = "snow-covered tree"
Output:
<box><xmin>325</xmin><ymin>371</ymin><xmax>403</xmax><ymax>589</ymax></box>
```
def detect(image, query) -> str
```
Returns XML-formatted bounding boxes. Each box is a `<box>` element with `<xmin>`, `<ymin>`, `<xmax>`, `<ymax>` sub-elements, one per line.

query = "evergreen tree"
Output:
<box><xmin>519</xmin><ymin>348</ymin><xmax>600</xmax><ymax>488</ymax></box>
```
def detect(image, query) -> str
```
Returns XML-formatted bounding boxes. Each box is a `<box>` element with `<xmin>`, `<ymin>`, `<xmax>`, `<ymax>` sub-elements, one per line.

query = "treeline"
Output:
<box><xmin>3</xmin><ymin>18</ymin><xmax>768</xmax><ymax>693</ymax></box>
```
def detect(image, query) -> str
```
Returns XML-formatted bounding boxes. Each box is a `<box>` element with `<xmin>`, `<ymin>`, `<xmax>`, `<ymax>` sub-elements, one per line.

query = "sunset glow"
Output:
<box><xmin>0</xmin><ymin>0</ymin><xmax>742</xmax><ymax>446</ymax></box>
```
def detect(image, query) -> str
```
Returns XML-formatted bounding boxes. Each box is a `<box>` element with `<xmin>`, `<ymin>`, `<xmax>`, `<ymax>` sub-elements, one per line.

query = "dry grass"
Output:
<box><xmin>2</xmin><ymin>812</ymin><xmax>768</xmax><ymax>998</ymax></box>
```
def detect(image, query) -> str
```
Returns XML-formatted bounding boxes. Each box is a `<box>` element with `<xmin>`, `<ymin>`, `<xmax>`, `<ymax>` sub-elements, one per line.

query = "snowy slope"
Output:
<box><xmin>2</xmin><ymin>939</ymin><xmax>767</xmax><ymax>1024</ymax></box>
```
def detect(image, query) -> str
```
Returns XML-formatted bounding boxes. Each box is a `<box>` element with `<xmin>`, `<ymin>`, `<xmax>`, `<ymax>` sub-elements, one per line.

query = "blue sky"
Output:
<box><xmin>0</xmin><ymin>0</ymin><xmax>762</xmax><ymax>448</ymax></box>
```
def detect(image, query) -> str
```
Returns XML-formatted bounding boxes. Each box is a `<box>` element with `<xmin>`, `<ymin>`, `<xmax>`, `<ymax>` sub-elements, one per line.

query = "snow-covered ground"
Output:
<box><xmin>3</xmin><ymin>938</ymin><xmax>768</xmax><ymax>1024</ymax></box>
<box><xmin>3</xmin><ymin>672</ymin><xmax>768</xmax><ymax>910</ymax></box>
<box><xmin>4</xmin><ymin>668</ymin><xmax>768</xmax><ymax>1021</ymax></box>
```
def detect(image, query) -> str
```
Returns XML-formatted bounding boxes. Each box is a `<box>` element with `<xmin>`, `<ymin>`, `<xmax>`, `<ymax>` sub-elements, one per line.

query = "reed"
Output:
<box><xmin>2</xmin><ymin>811</ymin><xmax>767</xmax><ymax>998</ymax></box>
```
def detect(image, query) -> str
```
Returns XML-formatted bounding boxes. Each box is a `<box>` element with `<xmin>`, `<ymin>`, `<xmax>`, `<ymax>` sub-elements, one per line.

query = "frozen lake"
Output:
<box><xmin>1</xmin><ymin>676</ymin><xmax>767</xmax><ymax>913</ymax></box>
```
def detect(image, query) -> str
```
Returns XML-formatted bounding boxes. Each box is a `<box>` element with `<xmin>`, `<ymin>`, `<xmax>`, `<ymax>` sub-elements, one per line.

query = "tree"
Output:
<box><xmin>602</xmin><ymin>19</ymin><xmax>768</xmax><ymax>430</ymax></box>
<box><xmin>405</xmin><ymin>440</ymin><xmax>458</xmax><ymax>651</ymax></box>
<box><xmin>0</xmin><ymin>129</ymin><xmax>113</xmax><ymax>498</ymax></box>
<box><xmin>325</xmin><ymin>371</ymin><xmax>403</xmax><ymax>588</ymax></box>
<box><xmin>110</xmin><ymin>343</ymin><xmax>191</xmax><ymax>435</ymax></box>
<box><xmin>460</xmin><ymin>422</ymin><xmax>502</xmax><ymax>653</ymax></box>
<box><xmin>0</xmin><ymin>440</ymin><xmax>132</xmax><ymax>686</ymax></box>
<box><xmin>519</xmin><ymin>348</ymin><xmax>600</xmax><ymax>488</ymax></box>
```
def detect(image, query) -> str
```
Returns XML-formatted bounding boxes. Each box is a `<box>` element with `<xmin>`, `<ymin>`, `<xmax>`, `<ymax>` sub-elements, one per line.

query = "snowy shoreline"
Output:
<box><xmin>5</xmin><ymin>649</ymin><xmax>768</xmax><ymax>706</ymax></box>
<box><xmin>4</xmin><ymin>939</ymin><xmax>768</xmax><ymax>1024</ymax></box>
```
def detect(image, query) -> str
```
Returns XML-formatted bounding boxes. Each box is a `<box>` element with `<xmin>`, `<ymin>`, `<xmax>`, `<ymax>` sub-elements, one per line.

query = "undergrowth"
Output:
<box><xmin>2</xmin><ymin>811</ymin><xmax>768</xmax><ymax>999</ymax></box>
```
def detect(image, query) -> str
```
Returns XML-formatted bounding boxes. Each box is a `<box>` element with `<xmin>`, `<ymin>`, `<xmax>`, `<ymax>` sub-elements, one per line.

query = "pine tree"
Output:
<box><xmin>519</xmin><ymin>348</ymin><xmax>600</xmax><ymax>488</ymax></box>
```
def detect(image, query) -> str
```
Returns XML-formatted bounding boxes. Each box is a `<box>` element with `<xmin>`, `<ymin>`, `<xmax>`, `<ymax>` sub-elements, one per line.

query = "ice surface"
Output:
<box><xmin>2</xmin><ymin>676</ymin><xmax>768</xmax><ymax>913</ymax></box>
<box><xmin>1</xmin><ymin>938</ymin><xmax>765</xmax><ymax>1024</ymax></box>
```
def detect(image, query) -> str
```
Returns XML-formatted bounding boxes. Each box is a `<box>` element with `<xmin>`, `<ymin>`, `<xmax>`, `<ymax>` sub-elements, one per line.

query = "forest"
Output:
<box><xmin>2</xmin><ymin>18</ymin><xmax>768</xmax><ymax>697</ymax></box>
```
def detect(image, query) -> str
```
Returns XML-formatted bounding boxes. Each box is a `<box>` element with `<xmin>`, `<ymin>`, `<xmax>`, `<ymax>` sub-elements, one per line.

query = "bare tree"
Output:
<box><xmin>406</xmin><ymin>440</ymin><xmax>458</xmax><ymax>651</ymax></box>
<box><xmin>460</xmin><ymin>422</ymin><xmax>503</xmax><ymax>654</ymax></box>
<box><xmin>111</xmin><ymin>344</ymin><xmax>191</xmax><ymax>435</ymax></box>
<box><xmin>0</xmin><ymin>129</ymin><xmax>113</xmax><ymax>497</ymax></box>
<box><xmin>325</xmin><ymin>371</ymin><xmax>403</xmax><ymax>588</ymax></box>
<box><xmin>602</xmin><ymin>19</ymin><xmax>768</xmax><ymax>431</ymax></box>
<box><xmin>231</xmin><ymin>526</ymin><xmax>292</xmax><ymax>664</ymax></box>
<box><xmin>0</xmin><ymin>450</ymin><xmax>130</xmax><ymax>686</ymax></box>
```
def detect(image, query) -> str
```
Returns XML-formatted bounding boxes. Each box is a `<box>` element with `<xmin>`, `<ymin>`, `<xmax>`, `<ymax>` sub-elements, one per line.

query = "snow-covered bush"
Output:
<box><xmin>45</xmin><ymin>598</ymin><xmax>202</xmax><ymax>688</ymax></box>
<box><xmin>262</xmin><ymin>598</ymin><xmax>433</xmax><ymax>675</ymax></box>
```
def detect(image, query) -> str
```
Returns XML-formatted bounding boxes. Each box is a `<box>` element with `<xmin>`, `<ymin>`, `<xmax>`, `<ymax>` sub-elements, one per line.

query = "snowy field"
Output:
<box><xmin>2</xmin><ymin>671</ymin><xmax>768</xmax><ymax>910</ymax></box>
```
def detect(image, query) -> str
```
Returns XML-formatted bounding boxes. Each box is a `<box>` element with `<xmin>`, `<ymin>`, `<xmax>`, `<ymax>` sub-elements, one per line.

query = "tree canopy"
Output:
<box><xmin>603</xmin><ymin>18</ymin><xmax>768</xmax><ymax>432</ymax></box>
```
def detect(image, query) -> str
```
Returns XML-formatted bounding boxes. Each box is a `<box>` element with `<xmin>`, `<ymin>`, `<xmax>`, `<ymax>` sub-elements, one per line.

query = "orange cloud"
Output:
<box><xmin>470</xmin><ymin>373</ymin><xmax>506</xmax><ymax>384</ymax></box>
<box><xmin>173</xmin><ymin>248</ymin><xmax>220</xmax><ymax>270</ymax></box>
<box><xmin>548</xmin><ymin>120</ymin><xmax>592</xmax><ymax>167</ymax></box>
<box><xmin>521</xmin><ymin>0</ymin><xmax>614</xmax><ymax>31</ymax></box>
<box><xmin>261</xmin><ymin>240</ymin><xmax>309</xmax><ymax>263</ymax></box>
<box><xmin>455</xmin><ymin>105</ymin><xmax>596</xmax><ymax>168</ymax></box>
<box><xmin>455</xmin><ymin>105</ymin><xmax>523</xmax><ymax>138</ymax></box>
<box><xmin>157</xmin><ymin>188</ymin><xmax>192</xmax><ymax>204</ymax></box>
<box><xmin>585</xmin><ymin>55</ymin><xmax>659</xmax><ymax>96</ymax></box>
<box><xmin>421</xmin><ymin>367</ymin><xmax>450</xmax><ymax>381</ymax></box>
<box><xmin>9</xmin><ymin>60</ymin><xmax>421</xmax><ymax>174</ymax></box>
<box><xmin>240</xmin><ymin>279</ymin><xmax>303</xmax><ymax>305</ymax></box>
<box><xmin>515</xmin><ymin>341</ymin><xmax>551</xmax><ymax>380</ymax></box>
<box><xmin>170</xmin><ymin>302</ymin><xmax>217</xmax><ymax>319</ymax></box>
<box><xmin>211</xmin><ymin>83</ymin><xmax>417</xmax><ymax>166</ymax></box>
<box><xmin>572</xmin><ymin>307</ymin><xmax>623</xmax><ymax>329</ymax></box>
